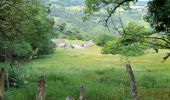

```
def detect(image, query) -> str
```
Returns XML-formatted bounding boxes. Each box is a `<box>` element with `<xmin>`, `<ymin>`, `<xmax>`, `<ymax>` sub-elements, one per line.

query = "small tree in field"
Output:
<box><xmin>84</xmin><ymin>0</ymin><xmax>170</xmax><ymax>60</ymax></box>
<box><xmin>102</xmin><ymin>22</ymin><xmax>147</xmax><ymax>56</ymax></box>
<box><xmin>94</xmin><ymin>34</ymin><xmax>116</xmax><ymax>47</ymax></box>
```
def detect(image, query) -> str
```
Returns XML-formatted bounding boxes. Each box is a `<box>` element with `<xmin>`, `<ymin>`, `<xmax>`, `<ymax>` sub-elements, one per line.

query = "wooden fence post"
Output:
<box><xmin>66</xmin><ymin>96</ymin><xmax>74</xmax><ymax>100</ymax></box>
<box><xmin>0</xmin><ymin>68</ymin><xmax>4</xmax><ymax>100</ymax></box>
<box><xmin>5</xmin><ymin>70</ymin><xmax>9</xmax><ymax>90</ymax></box>
<box><xmin>79</xmin><ymin>84</ymin><xmax>86</xmax><ymax>100</ymax></box>
<box><xmin>36</xmin><ymin>75</ymin><xmax>46</xmax><ymax>100</ymax></box>
<box><xmin>125</xmin><ymin>63</ymin><xmax>139</xmax><ymax>100</ymax></box>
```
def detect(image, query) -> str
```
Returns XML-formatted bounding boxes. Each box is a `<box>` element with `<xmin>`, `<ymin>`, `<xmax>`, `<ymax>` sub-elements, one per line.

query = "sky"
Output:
<box><xmin>139</xmin><ymin>0</ymin><xmax>149</xmax><ymax>1</ymax></box>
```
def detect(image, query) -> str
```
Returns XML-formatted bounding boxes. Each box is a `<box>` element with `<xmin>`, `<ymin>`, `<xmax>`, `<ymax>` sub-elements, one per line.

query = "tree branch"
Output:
<box><xmin>105</xmin><ymin>0</ymin><xmax>133</xmax><ymax>26</ymax></box>
<box><xmin>111</xmin><ymin>17</ymin><xmax>123</xmax><ymax>35</ymax></box>
<box><xmin>141</xmin><ymin>36</ymin><xmax>170</xmax><ymax>44</ymax></box>
<box><xmin>162</xmin><ymin>53</ymin><xmax>170</xmax><ymax>63</ymax></box>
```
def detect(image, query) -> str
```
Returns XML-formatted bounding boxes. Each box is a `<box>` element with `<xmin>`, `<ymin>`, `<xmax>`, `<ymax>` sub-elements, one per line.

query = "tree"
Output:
<box><xmin>144</xmin><ymin>0</ymin><xmax>170</xmax><ymax>60</ymax></box>
<box><xmin>84</xmin><ymin>0</ymin><xmax>170</xmax><ymax>61</ymax></box>
<box><xmin>84</xmin><ymin>0</ymin><xmax>137</xmax><ymax>24</ymax></box>
<box><xmin>94</xmin><ymin>34</ymin><xmax>116</xmax><ymax>47</ymax></box>
<box><xmin>102</xmin><ymin>22</ymin><xmax>147</xmax><ymax>56</ymax></box>
<box><xmin>0</xmin><ymin>0</ymin><xmax>54</xmax><ymax>67</ymax></box>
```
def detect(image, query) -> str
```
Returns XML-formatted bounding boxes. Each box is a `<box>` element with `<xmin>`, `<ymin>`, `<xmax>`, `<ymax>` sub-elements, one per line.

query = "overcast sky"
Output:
<box><xmin>139</xmin><ymin>0</ymin><xmax>149</xmax><ymax>1</ymax></box>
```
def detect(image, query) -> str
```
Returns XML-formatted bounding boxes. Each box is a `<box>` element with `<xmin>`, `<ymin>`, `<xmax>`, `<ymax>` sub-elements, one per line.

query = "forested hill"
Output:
<box><xmin>43</xmin><ymin>0</ymin><xmax>148</xmax><ymax>7</ymax></box>
<box><xmin>42</xmin><ymin>0</ymin><xmax>84</xmax><ymax>6</ymax></box>
<box><xmin>43</xmin><ymin>0</ymin><xmax>149</xmax><ymax>39</ymax></box>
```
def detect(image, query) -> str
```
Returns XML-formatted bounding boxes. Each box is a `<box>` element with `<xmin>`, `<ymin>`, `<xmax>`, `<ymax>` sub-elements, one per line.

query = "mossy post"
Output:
<box><xmin>5</xmin><ymin>70</ymin><xmax>9</xmax><ymax>90</ymax></box>
<box><xmin>0</xmin><ymin>68</ymin><xmax>4</xmax><ymax>100</ymax></box>
<box><xmin>66</xmin><ymin>96</ymin><xmax>74</xmax><ymax>100</ymax></box>
<box><xmin>79</xmin><ymin>84</ymin><xmax>86</xmax><ymax>100</ymax></box>
<box><xmin>36</xmin><ymin>75</ymin><xmax>46</xmax><ymax>100</ymax></box>
<box><xmin>125</xmin><ymin>62</ymin><xmax>139</xmax><ymax>100</ymax></box>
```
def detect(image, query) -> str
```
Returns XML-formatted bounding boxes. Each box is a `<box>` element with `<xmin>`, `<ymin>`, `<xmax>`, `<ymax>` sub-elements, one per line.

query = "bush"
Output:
<box><xmin>101</xmin><ymin>40</ymin><xmax>121</xmax><ymax>54</ymax></box>
<box><xmin>7</xmin><ymin>68</ymin><xmax>25</xmax><ymax>88</ymax></box>
<box><xmin>121</xmin><ymin>43</ymin><xmax>145</xmax><ymax>56</ymax></box>
<box><xmin>94</xmin><ymin>34</ymin><xmax>116</xmax><ymax>47</ymax></box>
<box><xmin>102</xmin><ymin>40</ymin><xmax>145</xmax><ymax>56</ymax></box>
<box><xmin>38</xmin><ymin>40</ymin><xmax>55</xmax><ymax>55</ymax></box>
<box><xmin>101</xmin><ymin>22</ymin><xmax>149</xmax><ymax>56</ymax></box>
<box><xmin>3</xmin><ymin>39</ymin><xmax>55</xmax><ymax>62</ymax></box>
<box><xmin>5</xmin><ymin>41</ymin><xmax>33</xmax><ymax>58</ymax></box>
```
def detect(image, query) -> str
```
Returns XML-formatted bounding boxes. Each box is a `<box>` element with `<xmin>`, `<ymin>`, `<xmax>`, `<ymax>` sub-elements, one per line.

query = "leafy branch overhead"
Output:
<box><xmin>0</xmin><ymin>0</ymin><xmax>54</xmax><ymax>67</ymax></box>
<box><xmin>84</xmin><ymin>0</ymin><xmax>137</xmax><ymax>25</ymax></box>
<box><xmin>84</xmin><ymin>0</ymin><xmax>170</xmax><ymax>62</ymax></box>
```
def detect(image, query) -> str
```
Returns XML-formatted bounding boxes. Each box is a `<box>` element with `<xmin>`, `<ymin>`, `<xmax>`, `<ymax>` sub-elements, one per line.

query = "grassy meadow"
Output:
<box><xmin>4</xmin><ymin>40</ymin><xmax>170</xmax><ymax>100</ymax></box>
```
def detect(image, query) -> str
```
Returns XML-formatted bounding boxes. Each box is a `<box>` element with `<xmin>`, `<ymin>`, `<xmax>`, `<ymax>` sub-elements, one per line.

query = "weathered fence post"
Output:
<box><xmin>5</xmin><ymin>70</ymin><xmax>9</xmax><ymax>90</ymax></box>
<box><xmin>66</xmin><ymin>96</ymin><xmax>74</xmax><ymax>100</ymax></box>
<box><xmin>0</xmin><ymin>68</ymin><xmax>4</xmax><ymax>100</ymax></box>
<box><xmin>36</xmin><ymin>75</ymin><xmax>46</xmax><ymax>100</ymax></box>
<box><xmin>125</xmin><ymin>63</ymin><xmax>139</xmax><ymax>100</ymax></box>
<box><xmin>79</xmin><ymin>84</ymin><xmax>86</xmax><ymax>100</ymax></box>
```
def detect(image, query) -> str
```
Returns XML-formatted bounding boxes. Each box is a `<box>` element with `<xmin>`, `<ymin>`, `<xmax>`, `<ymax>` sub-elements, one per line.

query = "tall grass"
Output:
<box><xmin>2</xmin><ymin>43</ymin><xmax>170</xmax><ymax>100</ymax></box>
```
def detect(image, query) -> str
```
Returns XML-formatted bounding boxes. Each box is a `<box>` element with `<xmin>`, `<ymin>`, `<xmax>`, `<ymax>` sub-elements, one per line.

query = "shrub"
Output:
<box><xmin>7</xmin><ymin>68</ymin><xmax>25</xmax><ymax>88</ymax></box>
<box><xmin>101</xmin><ymin>40</ymin><xmax>121</xmax><ymax>54</ymax></box>
<box><xmin>38</xmin><ymin>40</ymin><xmax>55</xmax><ymax>55</ymax></box>
<box><xmin>101</xmin><ymin>22</ymin><xmax>149</xmax><ymax>56</ymax></box>
<box><xmin>102</xmin><ymin>40</ymin><xmax>145</xmax><ymax>56</ymax></box>
<box><xmin>3</xmin><ymin>66</ymin><xmax>27</xmax><ymax>89</ymax></box>
<box><xmin>94</xmin><ymin>34</ymin><xmax>116</xmax><ymax>47</ymax></box>
<box><xmin>5</xmin><ymin>41</ymin><xmax>33</xmax><ymax>58</ymax></box>
<box><xmin>121</xmin><ymin>43</ymin><xmax>145</xmax><ymax>56</ymax></box>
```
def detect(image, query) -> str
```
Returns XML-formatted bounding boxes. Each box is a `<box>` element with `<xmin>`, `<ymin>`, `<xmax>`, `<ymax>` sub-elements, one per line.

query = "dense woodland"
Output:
<box><xmin>1</xmin><ymin>0</ymin><xmax>170</xmax><ymax>100</ymax></box>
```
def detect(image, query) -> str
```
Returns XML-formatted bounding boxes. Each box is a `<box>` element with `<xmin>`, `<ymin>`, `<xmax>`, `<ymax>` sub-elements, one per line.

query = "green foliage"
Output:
<box><xmin>84</xmin><ymin>0</ymin><xmax>136</xmax><ymax>20</ymax></box>
<box><xmin>38</xmin><ymin>41</ymin><xmax>55</xmax><ymax>55</ymax></box>
<box><xmin>55</xmin><ymin>23</ymin><xmax>86</xmax><ymax>40</ymax></box>
<box><xmin>145</xmin><ymin>38</ymin><xmax>166</xmax><ymax>52</ymax></box>
<box><xmin>65</xmin><ymin>30</ymin><xmax>83</xmax><ymax>40</ymax></box>
<box><xmin>102</xmin><ymin>22</ymin><xmax>148</xmax><ymax>56</ymax></box>
<box><xmin>94</xmin><ymin>34</ymin><xmax>116</xmax><ymax>47</ymax></box>
<box><xmin>5</xmin><ymin>41</ymin><xmax>33</xmax><ymax>58</ymax></box>
<box><xmin>144</xmin><ymin>0</ymin><xmax>170</xmax><ymax>51</ymax></box>
<box><xmin>82</xmin><ymin>35</ymin><xmax>92</xmax><ymax>41</ymax></box>
<box><xmin>0</xmin><ymin>0</ymin><xmax>54</xmax><ymax>63</ymax></box>
<box><xmin>4</xmin><ymin>46</ymin><xmax>170</xmax><ymax>100</ymax></box>
<box><xmin>123</xmin><ymin>22</ymin><xmax>149</xmax><ymax>39</ymax></box>
<box><xmin>102</xmin><ymin>40</ymin><xmax>144</xmax><ymax>56</ymax></box>
<box><xmin>0</xmin><ymin>64</ymin><xmax>27</xmax><ymax>89</ymax></box>
<box><xmin>119</xmin><ymin>22</ymin><xmax>150</xmax><ymax>47</ymax></box>
<box><xmin>7</xmin><ymin>68</ymin><xmax>25</xmax><ymax>88</ymax></box>
<box><xmin>101</xmin><ymin>40</ymin><xmax>120</xmax><ymax>54</ymax></box>
<box><xmin>57</xmin><ymin>31</ymin><xmax>84</xmax><ymax>40</ymax></box>
<box><xmin>84</xmin><ymin>0</ymin><xmax>170</xmax><ymax>53</ymax></box>
<box><xmin>0</xmin><ymin>1</ymin><xmax>55</xmax><ymax>91</ymax></box>
<box><xmin>145</xmin><ymin>0</ymin><xmax>170</xmax><ymax>32</ymax></box>
<box><xmin>121</xmin><ymin>43</ymin><xmax>145</xmax><ymax>56</ymax></box>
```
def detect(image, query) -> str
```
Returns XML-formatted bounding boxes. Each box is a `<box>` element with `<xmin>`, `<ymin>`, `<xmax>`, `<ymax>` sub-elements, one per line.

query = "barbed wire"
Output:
<box><xmin>113</xmin><ymin>68</ymin><xmax>170</xmax><ymax>73</ymax></box>
<box><xmin>133</xmin><ymin>68</ymin><xmax>170</xmax><ymax>72</ymax></box>
<box><xmin>27</xmin><ymin>79</ymin><xmax>170</xmax><ymax>89</ymax></box>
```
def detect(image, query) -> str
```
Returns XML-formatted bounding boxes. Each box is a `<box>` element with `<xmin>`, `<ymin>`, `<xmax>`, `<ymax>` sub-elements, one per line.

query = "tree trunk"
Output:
<box><xmin>125</xmin><ymin>63</ymin><xmax>139</xmax><ymax>100</ymax></box>
<box><xmin>36</xmin><ymin>75</ymin><xmax>46</xmax><ymax>100</ymax></box>
<box><xmin>79</xmin><ymin>85</ymin><xmax>86</xmax><ymax>100</ymax></box>
<box><xmin>0</xmin><ymin>68</ymin><xmax>4</xmax><ymax>100</ymax></box>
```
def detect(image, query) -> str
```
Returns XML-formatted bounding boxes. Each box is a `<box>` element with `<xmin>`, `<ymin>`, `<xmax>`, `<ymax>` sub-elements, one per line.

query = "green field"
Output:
<box><xmin>4</xmin><ymin>40</ymin><xmax>170</xmax><ymax>100</ymax></box>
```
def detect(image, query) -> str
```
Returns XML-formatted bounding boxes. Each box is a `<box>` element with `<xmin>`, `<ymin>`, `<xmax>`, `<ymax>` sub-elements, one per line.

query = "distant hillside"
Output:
<box><xmin>42</xmin><ymin>0</ymin><xmax>84</xmax><ymax>6</ymax></box>
<box><xmin>136</xmin><ymin>1</ymin><xmax>148</xmax><ymax>6</ymax></box>
<box><xmin>45</xmin><ymin>0</ymin><xmax>147</xmax><ymax>7</ymax></box>
<box><xmin>46</xmin><ymin>0</ymin><xmax>149</xmax><ymax>39</ymax></box>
